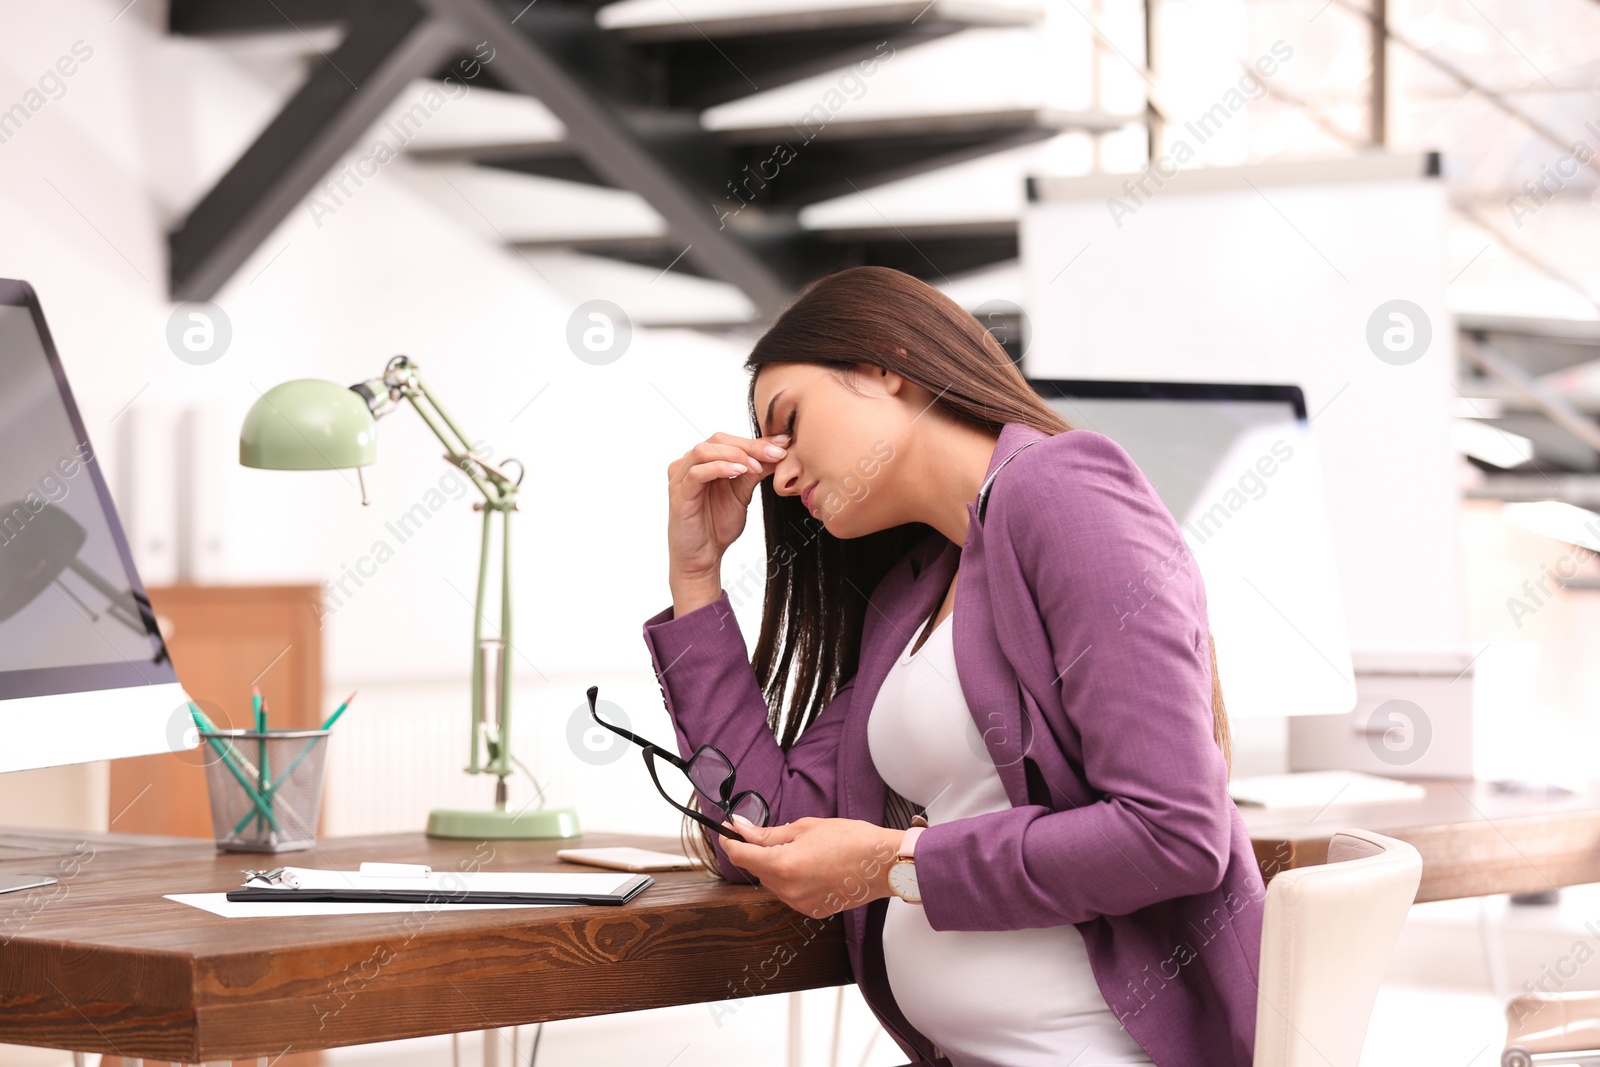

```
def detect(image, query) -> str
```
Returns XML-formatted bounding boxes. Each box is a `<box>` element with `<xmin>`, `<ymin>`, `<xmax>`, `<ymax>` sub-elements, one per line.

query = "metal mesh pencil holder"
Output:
<box><xmin>198</xmin><ymin>728</ymin><xmax>331</xmax><ymax>852</ymax></box>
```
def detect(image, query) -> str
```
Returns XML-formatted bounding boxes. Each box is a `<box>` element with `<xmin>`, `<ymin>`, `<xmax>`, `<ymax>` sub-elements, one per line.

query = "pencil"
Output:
<box><xmin>188</xmin><ymin>702</ymin><xmax>280</xmax><ymax>831</ymax></box>
<box><xmin>252</xmin><ymin>686</ymin><xmax>270</xmax><ymax>836</ymax></box>
<box><xmin>228</xmin><ymin>691</ymin><xmax>355</xmax><ymax>836</ymax></box>
<box><xmin>321</xmin><ymin>691</ymin><xmax>357</xmax><ymax>730</ymax></box>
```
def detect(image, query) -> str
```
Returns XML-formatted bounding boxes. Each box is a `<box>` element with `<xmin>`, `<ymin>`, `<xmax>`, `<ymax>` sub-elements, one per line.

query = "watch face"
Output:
<box><xmin>888</xmin><ymin>861</ymin><xmax>920</xmax><ymax>902</ymax></box>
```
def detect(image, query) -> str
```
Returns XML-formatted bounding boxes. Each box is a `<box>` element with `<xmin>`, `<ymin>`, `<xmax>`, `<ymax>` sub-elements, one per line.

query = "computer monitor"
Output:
<box><xmin>0</xmin><ymin>280</ymin><xmax>193</xmax><ymax>878</ymax></box>
<box><xmin>1028</xmin><ymin>378</ymin><xmax>1357</xmax><ymax>720</ymax></box>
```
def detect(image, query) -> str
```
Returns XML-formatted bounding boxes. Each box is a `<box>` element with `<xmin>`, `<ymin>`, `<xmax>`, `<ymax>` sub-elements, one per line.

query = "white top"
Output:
<box><xmin>867</xmin><ymin>607</ymin><xmax>1155</xmax><ymax>1067</ymax></box>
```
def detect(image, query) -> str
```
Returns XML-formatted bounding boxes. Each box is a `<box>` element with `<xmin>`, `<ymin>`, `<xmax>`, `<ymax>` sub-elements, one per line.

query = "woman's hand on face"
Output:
<box><xmin>666</xmin><ymin>431</ymin><xmax>788</xmax><ymax>581</ymax></box>
<box><xmin>718</xmin><ymin>815</ymin><xmax>903</xmax><ymax>919</ymax></box>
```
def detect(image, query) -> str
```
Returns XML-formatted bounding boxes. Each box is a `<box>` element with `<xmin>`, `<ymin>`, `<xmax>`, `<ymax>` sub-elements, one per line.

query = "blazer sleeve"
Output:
<box><xmin>912</xmin><ymin>430</ymin><xmax>1233</xmax><ymax>931</ymax></box>
<box><xmin>643</xmin><ymin>589</ymin><xmax>855</xmax><ymax>884</ymax></box>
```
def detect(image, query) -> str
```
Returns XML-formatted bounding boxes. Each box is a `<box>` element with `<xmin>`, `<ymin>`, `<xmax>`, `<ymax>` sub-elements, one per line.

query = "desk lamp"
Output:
<box><xmin>239</xmin><ymin>356</ymin><xmax>579</xmax><ymax>839</ymax></box>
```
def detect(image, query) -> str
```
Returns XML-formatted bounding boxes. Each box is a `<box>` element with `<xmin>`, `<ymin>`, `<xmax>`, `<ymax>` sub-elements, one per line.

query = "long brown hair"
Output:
<box><xmin>681</xmin><ymin>266</ymin><xmax>1232</xmax><ymax>872</ymax></box>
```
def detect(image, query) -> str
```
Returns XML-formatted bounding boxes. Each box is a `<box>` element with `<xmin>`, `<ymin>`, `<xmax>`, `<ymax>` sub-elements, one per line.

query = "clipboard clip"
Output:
<box><xmin>241</xmin><ymin>866</ymin><xmax>302</xmax><ymax>889</ymax></box>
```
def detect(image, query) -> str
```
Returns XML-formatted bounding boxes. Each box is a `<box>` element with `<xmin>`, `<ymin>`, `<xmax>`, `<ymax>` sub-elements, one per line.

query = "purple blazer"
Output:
<box><xmin>642</xmin><ymin>422</ymin><xmax>1265</xmax><ymax>1067</ymax></box>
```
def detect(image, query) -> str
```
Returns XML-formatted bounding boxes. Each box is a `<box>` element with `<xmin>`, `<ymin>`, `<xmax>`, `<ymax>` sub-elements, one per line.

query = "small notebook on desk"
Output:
<box><xmin>1228</xmin><ymin>770</ymin><xmax>1427</xmax><ymax>809</ymax></box>
<box><xmin>226</xmin><ymin>866</ymin><xmax>653</xmax><ymax>905</ymax></box>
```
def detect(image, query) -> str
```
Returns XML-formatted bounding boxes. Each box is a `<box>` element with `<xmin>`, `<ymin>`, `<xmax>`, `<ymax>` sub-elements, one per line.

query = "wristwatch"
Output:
<box><xmin>887</xmin><ymin>815</ymin><xmax>928</xmax><ymax>904</ymax></box>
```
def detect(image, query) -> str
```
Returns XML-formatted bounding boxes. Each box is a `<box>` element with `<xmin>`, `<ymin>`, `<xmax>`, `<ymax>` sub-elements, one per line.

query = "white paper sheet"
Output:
<box><xmin>1228</xmin><ymin>769</ymin><xmax>1427</xmax><ymax>809</ymax></box>
<box><xmin>239</xmin><ymin>867</ymin><xmax>639</xmax><ymax>894</ymax></box>
<box><xmin>164</xmin><ymin>892</ymin><xmax>557</xmax><ymax>918</ymax></box>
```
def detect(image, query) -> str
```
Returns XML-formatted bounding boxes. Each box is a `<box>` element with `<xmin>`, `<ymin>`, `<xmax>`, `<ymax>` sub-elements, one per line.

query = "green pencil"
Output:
<box><xmin>188</xmin><ymin>702</ymin><xmax>280</xmax><ymax>831</ymax></box>
<box><xmin>229</xmin><ymin>691</ymin><xmax>356</xmax><ymax>836</ymax></box>
<box><xmin>251</xmin><ymin>685</ymin><xmax>269</xmax><ymax>836</ymax></box>
<box><xmin>321</xmin><ymin>691</ymin><xmax>357</xmax><ymax>730</ymax></box>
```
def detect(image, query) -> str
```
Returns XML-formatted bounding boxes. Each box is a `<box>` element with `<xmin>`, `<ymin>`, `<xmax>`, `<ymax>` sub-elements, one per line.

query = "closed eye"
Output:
<box><xmin>784</xmin><ymin>409</ymin><xmax>796</xmax><ymax>441</ymax></box>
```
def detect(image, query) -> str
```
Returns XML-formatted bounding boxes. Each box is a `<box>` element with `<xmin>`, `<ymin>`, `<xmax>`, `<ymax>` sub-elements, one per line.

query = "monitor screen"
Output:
<box><xmin>0</xmin><ymin>282</ymin><xmax>176</xmax><ymax>701</ymax></box>
<box><xmin>1028</xmin><ymin>379</ymin><xmax>1356</xmax><ymax>719</ymax></box>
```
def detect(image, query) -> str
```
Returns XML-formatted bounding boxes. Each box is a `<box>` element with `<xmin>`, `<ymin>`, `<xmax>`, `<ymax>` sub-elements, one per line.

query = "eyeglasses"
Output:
<box><xmin>585</xmin><ymin>685</ymin><xmax>769</xmax><ymax>842</ymax></box>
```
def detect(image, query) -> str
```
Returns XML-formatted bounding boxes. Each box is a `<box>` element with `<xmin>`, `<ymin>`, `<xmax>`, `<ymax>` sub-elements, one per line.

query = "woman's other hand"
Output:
<box><xmin>666</xmin><ymin>431</ymin><xmax>788</xmax><ymax>610</ymax></box>
<box><xmin>719</xmin><ymin>814</ymin><xmax>903</xmax><ymax>918</ymax></box>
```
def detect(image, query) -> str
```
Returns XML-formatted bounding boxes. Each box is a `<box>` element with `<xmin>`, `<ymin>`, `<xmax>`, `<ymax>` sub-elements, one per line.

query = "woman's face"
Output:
<box><xmin>752</xmin><ymin>362</ymin><xmax>911</xmax><ymax>538</ymax></box>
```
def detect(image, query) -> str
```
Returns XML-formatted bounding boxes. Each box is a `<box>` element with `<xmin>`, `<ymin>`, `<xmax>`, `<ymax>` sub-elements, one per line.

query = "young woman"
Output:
<box><xmin>641</xmin><ymin>266</ymin><xmax>1265</xmax><ymax>1067</ymax></box>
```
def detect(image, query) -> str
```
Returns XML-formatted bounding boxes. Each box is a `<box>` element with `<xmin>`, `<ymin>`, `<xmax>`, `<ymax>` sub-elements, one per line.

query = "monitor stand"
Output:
<box><xmin>0</xmin><ymin>873</ymin><xmax>59</xmax><ymax>895</ymax></box>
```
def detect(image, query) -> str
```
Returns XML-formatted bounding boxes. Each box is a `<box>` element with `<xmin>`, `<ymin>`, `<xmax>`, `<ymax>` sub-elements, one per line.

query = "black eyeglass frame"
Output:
<box><xmin>585</xmin><ymin>685</ymin><xmax>768</xmax><ymax>842</ymax></box>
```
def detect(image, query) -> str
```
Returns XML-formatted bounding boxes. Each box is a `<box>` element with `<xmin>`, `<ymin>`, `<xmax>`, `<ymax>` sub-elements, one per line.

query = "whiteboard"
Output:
<box><xmin>1019</xmin><ymin>153</ymin><xmax>1461</xmax><ymax>718</ymax></box>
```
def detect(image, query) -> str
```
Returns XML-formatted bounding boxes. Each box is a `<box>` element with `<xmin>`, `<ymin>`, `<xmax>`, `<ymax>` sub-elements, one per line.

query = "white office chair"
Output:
<box><xmin>1253</xmin><ymin>828</ymin><xmax>1423</xmax><ymax>1067</ymax></box>
<box><xmin>1500</xmin><ymin>990</ymin><xmax>1600</xmax><ymax>1067</ymax></box>
<box><xmin>882</xmin><ymin>828</ymin><xmax>1423</xmax><ymax>1067</ymax></box>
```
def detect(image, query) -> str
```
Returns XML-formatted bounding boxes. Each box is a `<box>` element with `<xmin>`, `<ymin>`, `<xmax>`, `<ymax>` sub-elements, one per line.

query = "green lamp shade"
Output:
<box><xmin>240</xmin><ymin>379</ymin><xmax>378</xmax><ymax>470</ymax></box>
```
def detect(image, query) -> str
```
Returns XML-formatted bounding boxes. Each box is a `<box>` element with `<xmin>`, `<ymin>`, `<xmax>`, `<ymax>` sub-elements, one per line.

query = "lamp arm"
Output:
<box><xmin>368</xmin><ymin>357</ymin><xmax>519</xmax><ymax>790</ymax></box>
<box><xmin>404</xmin><ymin>382</ymin><xmax>505</xmax><ymax>504</ymax></box>
<box><xmin>369</xmin><ymin>357</ymin><xmax>514</xmax><ymax>508</ymax></box>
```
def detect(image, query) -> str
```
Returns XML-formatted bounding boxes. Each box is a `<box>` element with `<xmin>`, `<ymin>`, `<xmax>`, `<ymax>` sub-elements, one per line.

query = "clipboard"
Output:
<box><xmin>225</xmin><ymin>866</ymin><xmax>653</xmax><ymax>906</ymax></box>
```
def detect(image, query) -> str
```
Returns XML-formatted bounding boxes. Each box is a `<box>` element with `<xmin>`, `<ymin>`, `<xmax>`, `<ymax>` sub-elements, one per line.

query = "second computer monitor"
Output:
<box><xmin>1028</xmin><ymin>378</ymin><xmax>1356</xmax><ymax>720</ymax></box>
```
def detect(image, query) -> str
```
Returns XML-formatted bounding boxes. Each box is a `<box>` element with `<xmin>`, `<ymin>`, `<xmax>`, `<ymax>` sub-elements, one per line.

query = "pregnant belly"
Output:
<box><xmin>881</xmin><ymin>898</ymin><xmax>1148</xmax><ymax>1065</ymax></box>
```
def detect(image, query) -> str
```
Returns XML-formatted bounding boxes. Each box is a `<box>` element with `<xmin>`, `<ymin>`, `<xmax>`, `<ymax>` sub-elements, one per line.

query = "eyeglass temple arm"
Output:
<box><xmin>587</xmin><ymin>686</ymin><xmax>675</xmax><ymax>757</ymax></box>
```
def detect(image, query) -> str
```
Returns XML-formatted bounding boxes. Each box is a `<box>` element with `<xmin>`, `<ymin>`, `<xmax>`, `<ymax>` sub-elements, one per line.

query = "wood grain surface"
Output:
<box><xmin>1243</xmin><ymin>776</ymin><xmax>1600</xmax><ymax>901</ymax></box>
<box><xmin>0</xmin><ymin>828</ymin><xmax>851</xmax><ymax>1062</ymax></box>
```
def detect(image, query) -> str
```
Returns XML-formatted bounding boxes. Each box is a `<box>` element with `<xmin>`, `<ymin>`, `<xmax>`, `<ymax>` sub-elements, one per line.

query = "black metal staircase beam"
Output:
<box><xmin>168</xmin><ymin>0</ymin><xmax>466</xmax><ymax>300</ymax></box>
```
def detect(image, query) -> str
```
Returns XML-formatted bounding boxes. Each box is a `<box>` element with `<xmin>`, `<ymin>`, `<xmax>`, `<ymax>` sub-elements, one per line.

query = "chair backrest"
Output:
<box><xmin>1253</xmin><ymin>828</ymin><xmax>1423</xmax><ymax>1067</ymax></box>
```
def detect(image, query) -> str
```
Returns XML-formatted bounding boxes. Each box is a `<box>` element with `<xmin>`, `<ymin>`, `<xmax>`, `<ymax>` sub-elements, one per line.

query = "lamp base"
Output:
<box><xmin>425</xmin><ymin>805</ymin><xmax>581</xmax><ymax>839</ymax></box>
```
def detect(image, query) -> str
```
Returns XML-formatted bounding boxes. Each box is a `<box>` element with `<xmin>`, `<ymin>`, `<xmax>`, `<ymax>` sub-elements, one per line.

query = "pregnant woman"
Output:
<box><xmin>641</xmin><ymin>266</ymin><xmax>1265</xmax><ymax>1067</ymax></box>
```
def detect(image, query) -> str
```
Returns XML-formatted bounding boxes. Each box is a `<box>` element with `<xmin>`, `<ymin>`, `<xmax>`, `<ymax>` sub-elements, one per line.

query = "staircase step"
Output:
<box><xmin>597</xmin><ymin>0</ymin><xmax>1041</xmax><ymax>44</ymax></box>
<box><xmin>512</xmin><ymin>235</ymin><xmax>715</xmax><ymax>279</ymax></box>
<box><xmin>511</xmin><ymin>215</ymin><xmax>1019</xmax><ymax>283</ymax></box>
<box><xmin>596</xmin><ymin>0</ymin><xmax>1044</xmax><ymax>108</ymax></box>
<box><xmin>810</xmin><ymin>217</ymin><xmax>1019</xmax><ymax>278</ymax></box>
<box><xmin>410</xmin><ymin>105</ymin><xmax>1119</xmax><ymax>206</ymax></box>
<box><xmin>710</xmin><ymin>106</ymin><xmax>1130</xmax><ymax>144</ymax></box>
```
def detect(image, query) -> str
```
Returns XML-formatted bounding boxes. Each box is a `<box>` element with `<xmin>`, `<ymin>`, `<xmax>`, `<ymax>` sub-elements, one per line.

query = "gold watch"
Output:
<box><xmin>887</xmin><ymin>815</ymin><xmax>928</xmax><ymax>904</ymax></box>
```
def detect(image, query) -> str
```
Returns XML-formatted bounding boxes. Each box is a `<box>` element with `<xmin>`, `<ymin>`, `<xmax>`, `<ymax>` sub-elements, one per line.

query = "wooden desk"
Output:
<box><xmin>10</xmin><ymin>779</ymin><xmax>1599</xmax><ymax>1061</ymax></box>
<box><xmin>0</xmin><ymin>829</ymin><xmax>851</xmax><ymax>1063</ymax></box>
<box><xmin>1242</xmin><ymin>777</ymin><xmax>1600</xmax><ymax>902</ymax></box>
